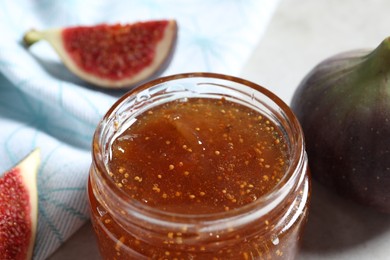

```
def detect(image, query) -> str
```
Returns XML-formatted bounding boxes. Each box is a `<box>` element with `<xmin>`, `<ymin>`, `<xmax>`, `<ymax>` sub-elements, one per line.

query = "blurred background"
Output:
<box><xmin>51</xmin><ymin>0</ymin><xmax>390</xmax><ymax>259</ymax></box>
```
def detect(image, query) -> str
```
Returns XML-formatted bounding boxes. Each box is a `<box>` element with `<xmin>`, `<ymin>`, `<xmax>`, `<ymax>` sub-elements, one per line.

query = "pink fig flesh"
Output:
<box><xmin>0</xmin><ymin>149</ymin><xmax>40</xmax><ymax>260</ymax></box>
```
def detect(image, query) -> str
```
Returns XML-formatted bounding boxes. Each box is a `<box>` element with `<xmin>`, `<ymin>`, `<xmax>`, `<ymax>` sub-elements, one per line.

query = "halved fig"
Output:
<box><xmin>0</xmin><ymin>149</ymin><xmax>40</xmax><ymax>260</ymax></box>
<box><xmin>23</xmin><ymin>20</ymin><xmax>178</xmax><ymax>89</ymax></box>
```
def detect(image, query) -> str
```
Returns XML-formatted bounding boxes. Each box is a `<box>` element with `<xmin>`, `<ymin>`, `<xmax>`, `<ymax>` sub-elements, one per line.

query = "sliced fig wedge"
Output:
<box><xmin>0</xmin><ymin>149</ymin><xmax>40</xmax><ymax>260</ymax></box>
<box><xmin>24</xmin><ymin>20</ymin><xmax>178</xmax><ymax>89</ymax></box>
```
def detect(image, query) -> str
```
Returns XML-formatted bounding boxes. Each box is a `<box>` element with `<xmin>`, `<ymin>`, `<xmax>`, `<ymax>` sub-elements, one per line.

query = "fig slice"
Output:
<box><xmin>23</xmin><ymin>20</ymin><xmax>178</xmax><ymax>89</ymax></box>
<box><xmin>0</xmin><ymin>149</ymin><xmax>40</xmax><ymax>260</ymax></box>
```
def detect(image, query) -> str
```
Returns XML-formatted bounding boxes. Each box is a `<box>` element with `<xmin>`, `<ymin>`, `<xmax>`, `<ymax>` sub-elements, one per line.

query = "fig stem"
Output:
<box><xmin>362</xmin><ymin>37</ymin><xmax>390</xmax><ymax>74</ymax></box>
<box><xmin>23</xmin><ymin>29</ymin><xmax>43</xmax><ymax>47</ymax></box>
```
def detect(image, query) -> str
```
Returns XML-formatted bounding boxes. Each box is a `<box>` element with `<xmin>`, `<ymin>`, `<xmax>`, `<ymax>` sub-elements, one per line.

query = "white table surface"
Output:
<box><xmin>49</xmin><ymin>0</ymin><xmax>390</xmax><ymax>259</ymax></box>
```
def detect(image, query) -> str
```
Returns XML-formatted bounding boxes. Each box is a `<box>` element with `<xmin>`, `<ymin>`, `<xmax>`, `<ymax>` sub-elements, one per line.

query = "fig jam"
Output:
<box><xmin>89</xmin><ymin>73</ymin><xmax>310</xmax><ymax>260</ymax></box>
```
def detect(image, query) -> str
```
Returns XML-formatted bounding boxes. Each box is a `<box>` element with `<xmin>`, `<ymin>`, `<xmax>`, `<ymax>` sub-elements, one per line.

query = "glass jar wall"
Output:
<box><xmin>88</xmin><ymin>73</ymin><xmax>310</xmax><ymax>259</ymax></box>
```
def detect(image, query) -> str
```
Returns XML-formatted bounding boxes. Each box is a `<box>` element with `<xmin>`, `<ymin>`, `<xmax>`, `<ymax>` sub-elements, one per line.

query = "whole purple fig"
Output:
<box><xmin>291</xmin><ymin>38</ymin><xmax>390</xmax><ymax>213</ymax></box>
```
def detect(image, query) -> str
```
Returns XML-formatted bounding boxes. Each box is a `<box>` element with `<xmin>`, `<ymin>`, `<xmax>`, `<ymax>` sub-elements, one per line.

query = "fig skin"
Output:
<box><xmin>291</xmin><ymin>38</ymin><xmax>390</xmax><ymax>213</ymax></box>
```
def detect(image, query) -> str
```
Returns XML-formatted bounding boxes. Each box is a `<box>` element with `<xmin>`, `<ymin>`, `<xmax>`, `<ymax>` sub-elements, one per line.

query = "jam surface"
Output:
<box><xmin>108</xmin><ymin>97</ymin><xmax>289</xmax><ymax>214</ymax></box>
<box><xmin>89</xmin><ymin>96</ymin><xmax>310</xmax><ymax>259</ymax></box>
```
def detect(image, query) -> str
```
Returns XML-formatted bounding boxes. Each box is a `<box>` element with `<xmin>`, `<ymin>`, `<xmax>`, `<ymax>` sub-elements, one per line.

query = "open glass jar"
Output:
<box><xmin>88</xmin><ymin>73</ymin><xmax>310</xmax><ymax>259</ymax></box>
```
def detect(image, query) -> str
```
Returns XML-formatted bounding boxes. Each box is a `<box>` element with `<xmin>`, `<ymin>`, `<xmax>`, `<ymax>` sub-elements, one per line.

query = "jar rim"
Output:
<box><xmin>92</xmin><ymin>72</ymin><xmax>307</xmax><ymax>223</ymax></box>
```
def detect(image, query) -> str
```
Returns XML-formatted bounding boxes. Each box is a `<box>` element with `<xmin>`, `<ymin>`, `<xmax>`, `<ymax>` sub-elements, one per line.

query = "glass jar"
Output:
<box><xmin>88</xmin><ymin>73</ymin><xmax>310</xmax><ymax>259</ymax></box>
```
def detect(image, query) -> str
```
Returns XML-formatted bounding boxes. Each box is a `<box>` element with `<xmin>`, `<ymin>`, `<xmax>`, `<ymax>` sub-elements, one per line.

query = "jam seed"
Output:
<box><xmin>152</xmin><ymin>184</ymin><xmax>160</xmax><ymax>193</ymax></box>
<box><xmin>276</xmin><ymin>249</ymin><xmax>283</xmax><ymax>256</ymax></box>
<box><xmin>115</xmin><ymin>236</ymin><xmax>125</xmax><ymax>251</ymax></box>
